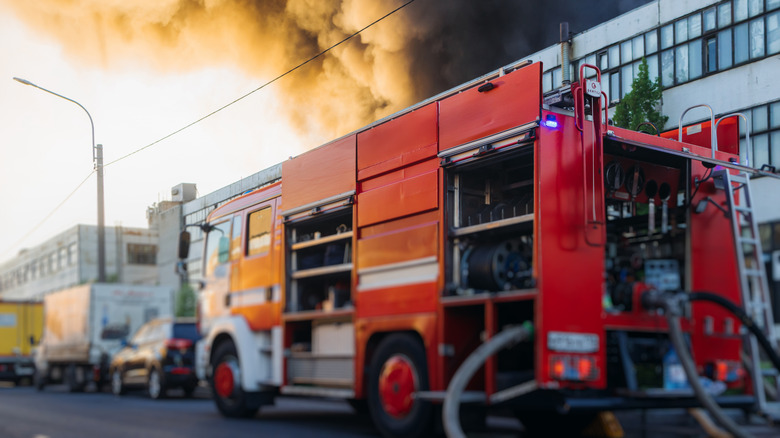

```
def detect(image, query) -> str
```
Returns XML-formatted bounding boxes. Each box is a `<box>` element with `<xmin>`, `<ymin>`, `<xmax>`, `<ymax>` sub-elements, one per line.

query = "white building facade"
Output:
<box><xmin>0</xmin><ymin>225</ymin><xmax>160</xmax><ymax>300</ymax></box>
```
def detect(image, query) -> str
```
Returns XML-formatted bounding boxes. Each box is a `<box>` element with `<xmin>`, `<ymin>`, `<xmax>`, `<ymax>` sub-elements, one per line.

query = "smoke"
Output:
<box><xmin>3</xmin><ymin>0</ymin><xmax>651</xmax><ymax>139</ymax></box>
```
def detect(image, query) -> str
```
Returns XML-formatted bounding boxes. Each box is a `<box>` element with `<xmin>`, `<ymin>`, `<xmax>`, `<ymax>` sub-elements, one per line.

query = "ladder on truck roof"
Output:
<box><xmin>714</xmin><ymin>168</ymin><xmax>779</xmax><ymax>413</ymax></box>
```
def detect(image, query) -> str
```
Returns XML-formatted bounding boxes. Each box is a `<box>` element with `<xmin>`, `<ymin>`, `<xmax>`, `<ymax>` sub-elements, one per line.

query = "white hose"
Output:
<box><xmin>442</xmin><ymin>322</ymin><xmax>533</xmax><ymax>438</ymax></box>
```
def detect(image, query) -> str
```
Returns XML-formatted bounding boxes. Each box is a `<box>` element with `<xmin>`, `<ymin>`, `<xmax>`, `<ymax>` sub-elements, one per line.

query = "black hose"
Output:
<box><xmin>689</xmin><ymin>292</ymin><xmax>780</xmax><ymax>372</ymax></box>
<box><xmin>666</xmin><ymin>313</ymin><xmax>753</xmax><ymax>438</ymax></box>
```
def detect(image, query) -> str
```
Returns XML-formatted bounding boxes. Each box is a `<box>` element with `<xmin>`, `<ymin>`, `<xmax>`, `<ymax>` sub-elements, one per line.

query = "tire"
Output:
<box><xmin>367</xmin><ymin>334</ymin><xmax>433</xmax><ymax>438</ymax></box>
<box><xmin>33</xmin><ymin>371</ymin><xmax>46</xmax><ymax>391</ymax></box>
<box><xmin>210</xmin><ymin>341</ymin><xmax>259</xmax><ymax>418</ymax></box>
<box><xmin>183</xmin><ymin>383</ymin><xmax>197</xmax><ymax>398</ymax></box>
<box><xmin>148</xmin><ymin>368</ymin><xmax>166</xmax><ymax>400</ymax></box>
<box><xmin>111</xmin><ymin>368</ymin><xmax>126</xmax><ymax>396</ymax></box>
<box><xmin>65</xmin><ymin>364</ymin><xmax>85</xmax><ymax>393</ymax></box>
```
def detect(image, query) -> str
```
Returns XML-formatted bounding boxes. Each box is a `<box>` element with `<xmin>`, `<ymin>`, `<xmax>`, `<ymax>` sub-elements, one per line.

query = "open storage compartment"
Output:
<box><xmin>283</xmin><ymin>203</ymin><xmax>356</xmax><ymax>393</ymax></box>
<box><xmin>286</xmin><ymin>207</ymin><xmax>354</xmax><ymax>314</ymax></box>
<box><xmin>444</xmin><ymin>143</ymin><xmax>536</xmax><ymax>296</ymax></box>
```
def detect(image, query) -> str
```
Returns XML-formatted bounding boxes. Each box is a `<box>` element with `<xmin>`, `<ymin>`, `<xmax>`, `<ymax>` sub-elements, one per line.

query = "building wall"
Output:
<box><xmin>0</xmin><ymin>225</ymin><xmax>159</xmax><ymax>300</ymax></box>
<box><xmin>533</xmin><ymin>0</ymin><xmax>780</xmax><ymax>170</ymax></box>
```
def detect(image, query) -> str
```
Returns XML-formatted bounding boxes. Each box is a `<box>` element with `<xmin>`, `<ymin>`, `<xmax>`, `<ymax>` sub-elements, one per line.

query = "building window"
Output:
<box><xmin>608</xmin><ymin>45</ymin><xmax>620</xmax><ymax>68</ymax></box>
<box><xmin>750</xmin><ymin>17</ymin><xmax>766</xmax><ymax>58</ymax></box>
<box><xmin>752</xmin><ymin>0</ymin><xmax>765</xmax><ymax>16</ymax></box>
<box><xmin>661</xmin><ymin>24</ymin><xmax>674</xmax><ymax>49</ymax></box>
<box><xmin>621</xmin><ymin>40</ymin><xmax>633</xmax><ymax>64</ymax></box>
<box><xmin>632</xmin><ymin>35</ymin><xmax>645</xmax><ymax>59</ymax></box>
<box><xmin>769</xmin><ymin>11</ymin><xmax>780</xmax><ymax>54</ymax></box>
<box><xmin>676</xmin><ymin>18</ymin><xmax>689</xmax><ymax>44</ymax></box>
<box><xmin>675</xmin><ymin>44</ymin><xmax>689</xmax><ymax>83</ymax></box>
<box><xmin>646</xmin><ymin>30</ymin><xmax>658</xmax><ymax>53</ymax></box>
<box><xmin>661</xmin><ymin>49</ymin><xmax>675</xmax><ymax>87</ymax></box>
<box><xmin>598</xmin><ymin>51</ymin><xmax>609</xmax><ymax>70</ymax></box>
<box><xmin>704</xmin><ymin>7</ymin><xmax>717</xmax><ymax>32</ymax></box>
<box><xmin>705</xmin><ymin>37</ymin><xmax>718</xmax><ymax>72</ymax></box>
<box><xmin>735</xmin><ymin>22</ymin><xmax>750</xmax><ymax>63</ymax></box>
<box><xmin>754</xmin><ymin>133</ymin><xmax>769</xmax><ymax>167</ymax></box>
<box><xmin>610</xmin><ymin>73</ymin><xmax>621</xmax><ymax>103</ymax></box>
<box><xmin>719</xmin><ymin>2</ymin><xmax>733</xmax><ymax>28</ymax></box>
<box><xmin>719</xmin><ymin>29</ymin><xmax>734</xmax><ymax>68</ymax></box>
<box><xmin>621</xmin><ymin>64</ymin><xmax>633</xmax><ymax>97</ymax></box>
<box><xmin>690</xmin><ymin>13</ymin><xmax>702</xmax><ymax>38</ymax></box>
<box><xmin>689</xmin><ymin>39</ymin><xmax>703</xmax><ymax>80</ymax></box>
<box><xmin>735</xmin><ymin>0</ymin><xmax>749</xmax><ymax>22</ymax></box>
<box><xmin>754</xmin><ymin>105</ymin><xmax>769</xmax><ymax>132</ymax></box>
<box><xmin>127</xmin><ymin>244</ymin><xmax>158</xmax><ymax>265</ymax></box>
<box><xmin>771</xmin><ymin>0</ymin><xmax>780</xmax><ymax>11</ymax></box>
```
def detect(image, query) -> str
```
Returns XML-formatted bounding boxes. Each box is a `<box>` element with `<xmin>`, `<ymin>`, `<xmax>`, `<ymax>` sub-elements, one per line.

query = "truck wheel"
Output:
<box><xmin>111</xmin><ymin>368</ymin><xmax>126</xmax><ymax>396</ymax></box>
<box><xmin>367</xmin><ymin>334</ymin><xmax>433</xmax><ymax>438</ymax></box>
<box><xmin>148</xmin><ymin>368</ymin><xmax>167</xmax><ymax>400</ymax></box>
<box><xmin>66</xmin><ymin>364</ymin><xmax>85</xmax><ymax>393</ymax></box>
<box><xmin>210</xmin><ymin>341</ymin><xmax>259</xmax><ymax>418</ymax></box>
<box><xmin>183</xmin><ymin>383</ymin><xmax>198</xmax><ymax>398</ymax></box>
<box><xmin>33</xmin><ymin>371</ymin><xmax>46</xmax><ymax>391</ymax></box>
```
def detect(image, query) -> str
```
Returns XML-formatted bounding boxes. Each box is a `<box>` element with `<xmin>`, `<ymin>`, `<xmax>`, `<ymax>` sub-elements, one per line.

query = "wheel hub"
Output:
<box><xmin>378</xmin><ymin>355</ymin><xmax>417</xmax><ymax>418</ymax></box>
<box><xmin>214</xmin><ymin>361</ymin><xmax>238</xmax><ymax>399</ymax></box>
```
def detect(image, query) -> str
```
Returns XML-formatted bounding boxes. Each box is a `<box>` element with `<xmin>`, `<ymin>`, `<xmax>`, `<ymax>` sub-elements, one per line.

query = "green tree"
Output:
<box><xmin>175</xmin><ymin>282</ymin><xmax>196</xmax><ymax>317</ymax></box>
<box><xmin>612</xmin><ymin>58</ymin><xmax>668</xmax><ymax>133</ymax></box>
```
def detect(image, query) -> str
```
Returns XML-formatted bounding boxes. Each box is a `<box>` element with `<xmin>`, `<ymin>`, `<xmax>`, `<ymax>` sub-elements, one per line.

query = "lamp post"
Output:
<box><xmin>13</xmin><ymin>77</ymin><xmax>106</xmax><ymax>283</ymax></box>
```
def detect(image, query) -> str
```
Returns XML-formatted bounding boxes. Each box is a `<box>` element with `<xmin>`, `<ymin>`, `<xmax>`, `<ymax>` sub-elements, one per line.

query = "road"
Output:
<box><xmin>0</xmin><ymin>383</ymin><xmax>779</xmax><ymax>438</ymax></box>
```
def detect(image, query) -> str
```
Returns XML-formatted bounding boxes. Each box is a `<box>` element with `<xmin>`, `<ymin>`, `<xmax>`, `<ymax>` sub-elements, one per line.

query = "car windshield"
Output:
<box><xmin>173</xmin><ymin>323</ymin><xmax>199</xmax><ymax>340</ymax></box>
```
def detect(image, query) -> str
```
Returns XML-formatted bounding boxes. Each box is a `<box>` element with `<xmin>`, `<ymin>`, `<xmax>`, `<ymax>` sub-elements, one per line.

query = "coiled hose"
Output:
<box><xmin>442</xmin><ymin>322</ymin><xmax>534</xmax><ymax>438</ymax></box>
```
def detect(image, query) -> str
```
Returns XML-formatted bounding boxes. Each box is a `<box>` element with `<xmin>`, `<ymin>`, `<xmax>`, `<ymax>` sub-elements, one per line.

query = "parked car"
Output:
<box><xmin>109</xmin><ymin>317</ymin><xmax>199</xmax><ymax>399</ymax></box>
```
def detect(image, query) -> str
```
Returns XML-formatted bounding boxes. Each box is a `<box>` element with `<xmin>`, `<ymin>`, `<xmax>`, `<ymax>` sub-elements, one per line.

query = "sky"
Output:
<box><xmin>0</xmin><ymin>0</ymin><xmax>650</xmax><ymax>265</ymax></box>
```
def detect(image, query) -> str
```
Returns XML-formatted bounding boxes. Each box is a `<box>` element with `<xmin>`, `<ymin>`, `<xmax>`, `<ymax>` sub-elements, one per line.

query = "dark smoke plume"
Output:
<box><xmin>2</xmin><ymin>0</ymin><xmax>651</xmax><ymax>139</ymax></box>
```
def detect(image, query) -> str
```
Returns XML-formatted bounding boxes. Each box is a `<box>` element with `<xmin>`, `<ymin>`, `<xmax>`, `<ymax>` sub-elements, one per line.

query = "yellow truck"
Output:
<box><xmin>0</xmin><ymin>301</ymin><xmax>43</xmax><ymax>385</ymax></box>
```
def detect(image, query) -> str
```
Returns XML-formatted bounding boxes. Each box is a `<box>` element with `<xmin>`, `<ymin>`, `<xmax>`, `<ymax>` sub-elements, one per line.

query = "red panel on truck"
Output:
<box><xmin>357</xmin><ymin>103</ymin><xmax>438</xmax><ymax>181</ymax></box>
<box><xmin>357</xmin><ymin>163</ymin><xmax>438</xmax><ymax>227</ymax></box>
<box><xmin>281</xmin><ymin>135</ymin><xmax>356</xmax><ymax>211</ymax></box>
<box><xmin>660</xmin><ymin>117</ymin><xmax>739</xmax><ymax>155</ymax></box>
<box><xmin>439</xmin><ymin>63</ymin><xmax>541</xmax><ymax>152</ymax></box>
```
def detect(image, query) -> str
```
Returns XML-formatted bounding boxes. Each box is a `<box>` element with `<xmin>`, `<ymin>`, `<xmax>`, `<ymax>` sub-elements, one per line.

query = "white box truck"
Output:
<box><xmin>34</xmin><ymin>284</ymin><xmax>173</xmax><ymax>392</ymax></box>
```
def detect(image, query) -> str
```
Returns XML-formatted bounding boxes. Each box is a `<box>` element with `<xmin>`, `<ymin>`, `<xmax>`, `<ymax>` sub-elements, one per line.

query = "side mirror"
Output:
<box><xmin>178</xmin><ymin>230</ymin><xmax>191</xmax><ymax>259</ymax></box>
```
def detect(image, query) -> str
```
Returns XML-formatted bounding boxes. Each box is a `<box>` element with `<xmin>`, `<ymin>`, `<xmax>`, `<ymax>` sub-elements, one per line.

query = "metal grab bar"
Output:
<box><xmin>678</xmin><ymin>104</ymin><xmax>716</xmax><ymax>158</ymax></box>
<box><xmin>575</xmin><ymin>63</ymin><xmax>606</xmax><ymax>246</ymax></box>
<box><xmin>715</xmin><ymin>113</ymin><xmax>751</xmax><ymax>168</ymax></box>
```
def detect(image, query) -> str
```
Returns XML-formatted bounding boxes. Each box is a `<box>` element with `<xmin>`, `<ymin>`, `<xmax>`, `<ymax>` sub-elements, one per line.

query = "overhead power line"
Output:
<box><xmin>2</xmin><ymin>1</ymin><xmax>417</xmax><ymax>262</ymax></box>
<box><xmin>105</xmin><ymin>0</ymin><xmax>418</xmax><ymax>168</ymax></box>
<box><xmin>1</xmin><ymin>171</ymin><xmax>95</xmax><ymax>261</ymax></box>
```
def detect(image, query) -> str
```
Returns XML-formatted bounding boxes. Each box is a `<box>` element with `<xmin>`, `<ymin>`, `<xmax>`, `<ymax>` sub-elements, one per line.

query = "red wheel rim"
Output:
<box><xmin>214</xmin><ymin>362</ymin><xmax>235</xmax><ymax>398</ymax></box>
<box><xmin>378</xmin><ymin>355</ymin><xmax>418</xmax><ymax>418</ymax></box>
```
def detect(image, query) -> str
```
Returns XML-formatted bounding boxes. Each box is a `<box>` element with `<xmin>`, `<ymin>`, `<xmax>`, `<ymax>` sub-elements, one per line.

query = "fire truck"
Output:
<box><xmin>179</xmin><ymin>60</ymin><xmax>780</xmax><ymax>437</ymax></box>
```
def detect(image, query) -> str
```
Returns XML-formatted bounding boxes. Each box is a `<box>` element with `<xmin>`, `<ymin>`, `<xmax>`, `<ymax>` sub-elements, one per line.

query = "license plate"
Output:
<box><xmin>547</xmin><ymin>332</ymin><xmax>599</xmax><ymax>353</ymax></box>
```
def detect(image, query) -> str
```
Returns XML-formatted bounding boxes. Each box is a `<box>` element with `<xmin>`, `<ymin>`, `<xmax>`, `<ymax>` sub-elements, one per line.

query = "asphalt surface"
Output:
<box><xmin>1</xmin><ymin>382</ymin><xmax>779</xmax><ymax>437</ymax></box>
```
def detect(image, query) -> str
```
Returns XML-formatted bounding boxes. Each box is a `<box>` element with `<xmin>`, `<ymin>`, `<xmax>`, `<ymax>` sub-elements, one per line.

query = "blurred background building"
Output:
<box><xmin>0</xmin><ymin>225</ymin><xmax>159</xmax><ymax>300</ymax></box>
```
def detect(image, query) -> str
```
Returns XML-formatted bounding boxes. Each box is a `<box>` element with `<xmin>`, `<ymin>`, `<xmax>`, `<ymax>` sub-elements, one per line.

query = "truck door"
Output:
<box><xmin>230</xmin><ymin>198</ymin><xmax>281</xmax><ymax>331</ymax></box>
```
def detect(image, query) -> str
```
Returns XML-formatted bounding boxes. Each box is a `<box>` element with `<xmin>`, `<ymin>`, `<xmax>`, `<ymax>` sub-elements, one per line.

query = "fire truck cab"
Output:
<box><xmin>181</xmin><ymin>60</ymin><xmax>776</xmax><ymax>437</ymax></box>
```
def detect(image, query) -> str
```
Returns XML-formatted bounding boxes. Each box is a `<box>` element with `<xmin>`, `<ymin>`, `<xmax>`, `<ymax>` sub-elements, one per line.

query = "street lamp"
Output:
<box><xmin>13</xmin><ymin>77</ymin><xmax>106</xmax><ymax>283</ymax></box>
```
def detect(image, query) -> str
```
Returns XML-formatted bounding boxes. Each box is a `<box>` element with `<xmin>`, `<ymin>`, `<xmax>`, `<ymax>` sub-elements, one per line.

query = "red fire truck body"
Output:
<box><xmin>188</xmin><ymin>61</ymin><xmax>760</xmax><ymax>435</ymax></box>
